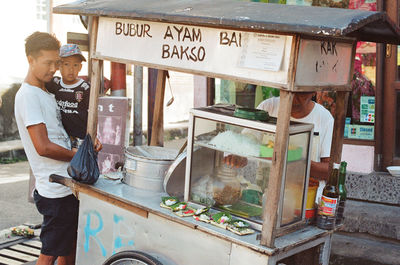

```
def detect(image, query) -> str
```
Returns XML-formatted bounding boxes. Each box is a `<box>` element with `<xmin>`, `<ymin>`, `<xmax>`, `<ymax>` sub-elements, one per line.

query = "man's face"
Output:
<box><xmin>292</xmin><ymin>92</ymin><xmax>314</xmax><ymax>113</ymax></box>
<box><xmin>59</xmin><ymin>55</ymin><xmax>83</xmax><ymax>85</ymax></box>
<box><xmin>28</xmin><ymin>50</ymin><xmax>60</xmax><ymax>83</ymax></box>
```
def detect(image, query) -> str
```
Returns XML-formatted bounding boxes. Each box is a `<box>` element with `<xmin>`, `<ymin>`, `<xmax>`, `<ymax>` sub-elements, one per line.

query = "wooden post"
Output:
<box><xmin>150</xmin><ymin>69</ymin><xmax>167</xmax><ymax>146</ymax></box>
<box><xmin>86</xmin><ymin>16</ymin><xmax>101</xmax><ymax>139</ymax></box>
<box><xmin>328</xmin><ymin>91</ymin><xmax>349</xmax><ymax>172</ymax></box>
<box><xmin>261</xmin><ymin>90</ymin><xmax>293</xmax><ymax>248</ymax></box>
<box><xmin>147</xmin><ymin>68</ymin><xmax>158</xmax><ymax>144</ymax></box>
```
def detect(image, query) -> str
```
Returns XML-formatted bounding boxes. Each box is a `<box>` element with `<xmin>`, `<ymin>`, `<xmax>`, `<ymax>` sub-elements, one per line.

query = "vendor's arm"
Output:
<box><xmin>27</xmin><ymin>123</ymin><xmax>76</xmax><ymax>161</ymax></box>
<box><xmin>310</xmin><ymin>157</ymin><xmax>330</xmax><ymax>181</ymax></box>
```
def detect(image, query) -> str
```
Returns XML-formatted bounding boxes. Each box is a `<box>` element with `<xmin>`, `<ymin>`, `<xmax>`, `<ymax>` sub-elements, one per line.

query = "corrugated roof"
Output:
<box><xmin>53</xmin><ymin>0</ymin><xmax>400</xmax><ymax>44</ymax></box>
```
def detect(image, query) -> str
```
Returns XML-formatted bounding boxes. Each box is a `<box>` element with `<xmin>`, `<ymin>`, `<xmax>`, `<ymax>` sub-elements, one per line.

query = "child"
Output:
<box><xmin>46</xmin><ymin>44</ymin><xmax>90</xmax><ymax>147</ymax></box>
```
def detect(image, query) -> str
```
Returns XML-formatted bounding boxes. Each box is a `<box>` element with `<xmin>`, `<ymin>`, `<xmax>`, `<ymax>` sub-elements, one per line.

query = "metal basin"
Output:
<box><xmin>123</xmin><ymin>145</ymin><xmax>178</xmax><ymax>192</ymax></box>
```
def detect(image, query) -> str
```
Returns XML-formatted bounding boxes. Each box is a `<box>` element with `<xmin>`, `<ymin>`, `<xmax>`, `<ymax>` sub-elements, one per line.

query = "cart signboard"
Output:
<box><xmin>95</xmin><ymin>17</ymin><xmax>293</xmax><ymax>87</ymax></box>
<box><xmin>95</xmin><ymin>17</ymin><xmax>355</xmax><ymax>91</ymax></box>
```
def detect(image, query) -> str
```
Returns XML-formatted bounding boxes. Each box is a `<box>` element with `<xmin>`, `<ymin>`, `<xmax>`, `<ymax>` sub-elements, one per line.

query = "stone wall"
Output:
<box><xmin>346</xmin><ymin>171</ymin><xmax>400</xmax><ymax>205</ymax></box>
<box><xmin>0</xmin><ymin>83</ymin><xmax>20</xmax><ymax>141</ymax></box>
<box><xmin>342</xmin><ymin>171</ymin><xmax>400</xmax><ymax>241</ymax></box>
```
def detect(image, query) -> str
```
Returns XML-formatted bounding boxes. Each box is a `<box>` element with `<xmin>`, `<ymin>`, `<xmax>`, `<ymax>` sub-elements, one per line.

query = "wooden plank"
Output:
<box><xmin>147</xmin><ymin>68</ymin><xmax>158</xmax><ymax>144</ymax></box>
<box><xmin>0</xmin><ymin>255</ymin><xmax>23</xmax><ymax>265</ymax></box>
<box><xmin>0</xmin><ymin>249</ymin><xmax>37</xmax><ymax>262</ymax></box>
<box><xmin>89</xmin><ymin>16</ymin><xmax>99</xmax><ymax>59</ymax></box>
<box><xmin>87</xmin><ymin>58</ymin><xmax>102</xmax><ymax>139</ymax></box>
<box><xmin>287</xmin><ymin>35</ymin><xmax>300</xmax><ymax>90</ymax></box>
<box><xmin>275</xmin><ymin>220</ymin><xmax>306</xmax><ymax>238</ymax></box>
<box><xmin>22</xmin><ymin>240</ymin><xmax>42</xmax><ymax>249</ymax></box>
<box><xmin>328</xmin><ymin>91</ymin><xmax>349</xmax><ymax>172</ymax></box>
<box><xmin>150</xmin><ymin>69</ymin><xmax>167</xmax><ymax>146</ymax></box>
<box><xmin>86</xmin><ymin>16</ymin><xmax>101</xmax><ymax>139</ymax></box>
<box><xmin>49</xmin><ymin>174</ymin><xmax>74</xmax><ymax>188</ymax></box>
<box><xmin>8</xmin><ymin>245</ymin><xmax>40</xmax><ymax>256</ymax></box>
<box><xmin>66</xmin><ymin>32</ymin><xmax>89</xmax><ymax>51</ymax></box>
<box><xmin>261</xmin><ymin>90</ymin><xmax>293</xmax><ymax>248</ymax></box>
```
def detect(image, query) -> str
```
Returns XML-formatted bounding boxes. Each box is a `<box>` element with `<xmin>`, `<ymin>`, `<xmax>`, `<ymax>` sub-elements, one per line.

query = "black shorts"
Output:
<box><xmin>33</xmin><ymin>190</ymin><xmax>79</xmax><ymax>257</ymax></box>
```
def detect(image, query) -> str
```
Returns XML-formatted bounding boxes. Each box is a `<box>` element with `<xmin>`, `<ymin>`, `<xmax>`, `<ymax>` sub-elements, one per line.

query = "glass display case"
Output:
<box><xmin>184</xmin><ymin>106</ymin><xmax>314</xmax><ymax>230</ymax></box>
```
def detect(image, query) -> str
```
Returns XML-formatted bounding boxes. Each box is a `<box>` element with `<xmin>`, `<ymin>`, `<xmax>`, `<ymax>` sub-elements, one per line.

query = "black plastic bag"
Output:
<box><xmin>67</xmin><ymin>134</ymin><xmax>100</xmax><ymax>185</ymax></box>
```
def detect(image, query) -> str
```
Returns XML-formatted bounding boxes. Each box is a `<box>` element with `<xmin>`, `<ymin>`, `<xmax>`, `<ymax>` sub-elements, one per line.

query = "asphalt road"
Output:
<box><xmin>0</xmin><ymin>161</ymin><xmax>42</xmax><ymax>230</ymax></box>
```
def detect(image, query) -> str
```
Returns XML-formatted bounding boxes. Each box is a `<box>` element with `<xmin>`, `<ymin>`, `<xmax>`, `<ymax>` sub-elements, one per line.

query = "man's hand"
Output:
<box><xmin>223</xmin><ymin>154</ymin><xmax>248</xmax><ymax>168</ymax></box>
<box><xmin>310</xmin><ymin>157</ymin><xmax>330</xmax><ymax>181</ymax></box>
<box><xmin>94</xmin><ymin>137</ymin><xmax>102</xmax><ymax>152</ymax></box>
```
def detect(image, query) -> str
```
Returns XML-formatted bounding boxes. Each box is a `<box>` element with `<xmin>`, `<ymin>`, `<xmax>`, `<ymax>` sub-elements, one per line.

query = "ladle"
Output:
<box><xmin>166</xmin><ymin>71</ymin><xmax>174</xmax><ymax>107</ymax></box>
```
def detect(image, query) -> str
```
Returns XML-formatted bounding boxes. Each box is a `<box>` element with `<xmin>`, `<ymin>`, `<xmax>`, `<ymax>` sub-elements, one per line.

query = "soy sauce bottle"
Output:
<box><xmin>316</xmin><ymin>163</ymin><xmax>340</xmax><ymax>230</ymax></box>
<box><xmin>336</xmin><ymin>161</ymin><xmax>347</xmax><ymax>225</ymax></box>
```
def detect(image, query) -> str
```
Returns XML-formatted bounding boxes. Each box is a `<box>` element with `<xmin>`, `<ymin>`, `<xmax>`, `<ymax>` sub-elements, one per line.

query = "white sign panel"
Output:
<box><xmin>295</xmin><ymin>39</ymin><xmax>353</xmax><ymax>87</ymax></box>
<box><xmin>96</xmin><ymin>17</ymin><xmax>293</xmax><ymax>86</ymax></box>
<box><xmin>239</xmin><ymin>33</ymin><xmax>286</xmax><ymax>71</ymax></box>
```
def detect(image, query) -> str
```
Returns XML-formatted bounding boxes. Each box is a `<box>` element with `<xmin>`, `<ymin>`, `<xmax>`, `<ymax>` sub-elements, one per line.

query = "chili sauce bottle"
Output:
<box><xmin>336</xmin><ymin>161</ymin><xmax>347</xmax><ymax>225</ymax></box>
<box><xmin>316</xmin><ymin>163</ymin><xmax>340</xmax><ymax>230</ymax></box>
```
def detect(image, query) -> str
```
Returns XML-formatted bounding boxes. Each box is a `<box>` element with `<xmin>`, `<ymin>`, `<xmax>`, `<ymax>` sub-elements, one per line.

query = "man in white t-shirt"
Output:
<box><xmin>256</xmin><ymin>93</ymin><xmax>334</xmax><ymax>205</ymax></box>
<box><xmin>224</xmin><ymin>92</ymin><xmax>334</xmax><ymax>203</ymax></box>
<box><xmin>256</xmin><ymin>93</ymin><xmax>334</xmax><ymax>179</ymax></box>
<box><xmin>15</xmin><ymin>32</ymin><xmax>99</xmax><ymax>265</ymax></box>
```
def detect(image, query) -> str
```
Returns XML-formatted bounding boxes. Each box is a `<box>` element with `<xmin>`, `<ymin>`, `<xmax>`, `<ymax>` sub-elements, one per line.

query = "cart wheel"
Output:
<box><xmin>102</xmin><ymin>250</ymin><xmax>164</xmax><ymax>265</ymax></box>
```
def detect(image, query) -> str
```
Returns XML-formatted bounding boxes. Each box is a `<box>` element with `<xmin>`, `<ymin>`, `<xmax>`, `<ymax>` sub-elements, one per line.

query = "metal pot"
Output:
<box><xmin>123</xmin><ymin>145</ymin><xmax>178</xmax><ymax>192</ymax></box>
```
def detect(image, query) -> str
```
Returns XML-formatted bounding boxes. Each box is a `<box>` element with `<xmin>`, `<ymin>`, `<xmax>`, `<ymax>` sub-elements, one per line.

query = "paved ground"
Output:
<box><xmin>0</xmin><ymin>161</ymin><xmax>41</xmax><ymax>231</ymax></box>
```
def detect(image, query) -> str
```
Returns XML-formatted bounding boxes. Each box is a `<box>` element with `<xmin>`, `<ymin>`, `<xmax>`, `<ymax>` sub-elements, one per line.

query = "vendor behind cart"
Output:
<box><xmin>225</xmin><ymin>92</ymin><xmax>334</xmax><ymax>200</ymax></box>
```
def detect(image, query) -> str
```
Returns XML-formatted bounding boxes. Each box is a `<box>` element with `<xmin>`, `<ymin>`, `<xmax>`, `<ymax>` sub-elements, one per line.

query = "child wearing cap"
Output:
<box><xmin>46</xmin><ymin>44</ymin><xmax>90</xmax><ymax>147</ymax></box>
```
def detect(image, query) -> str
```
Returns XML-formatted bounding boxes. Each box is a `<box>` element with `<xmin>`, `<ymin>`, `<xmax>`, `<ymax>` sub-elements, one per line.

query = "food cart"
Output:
<box><xmin>50</xmin><ymin>1</ymin><xmax>400</xmax><ymax>264</ymax></box>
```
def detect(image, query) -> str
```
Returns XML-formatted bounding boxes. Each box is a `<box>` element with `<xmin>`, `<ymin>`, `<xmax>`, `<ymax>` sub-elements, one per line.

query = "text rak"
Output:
<box><xmin>114</xmin><ymin>21</ymin><xmax>242</xmax><ymax>63</ymax></box>
<box><xmin>315</xmin><ymin>41</ymin><xmax>339</xmax><ymax>73</ymax></box>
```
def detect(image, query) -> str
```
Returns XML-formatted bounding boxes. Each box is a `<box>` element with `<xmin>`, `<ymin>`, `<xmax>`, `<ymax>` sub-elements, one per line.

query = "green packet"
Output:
<box><xmin>211</xmin><ymin>212</ymin><xmax>232</xmax><ymax>224</ymax></box>
<box><xmin>227</xmin><ymin>225</ymin><xmax>255</xmax><ymax>236</ymax></box>
<box><xmin>161</xmin><ymin>196</ymin><xmax>180</xmax><ymax>207</ymax></box>
<box><xmin>231</xmin><ymin>219</ymin><xmax>250</xmax><ymax>228</ymax></box>
<box><xmin>194</xmin><ymin>206</ymin><xmax>210</xmax><ymax>216</ymax></box>
<box><xmin>193</xmin><ymin>212</ymin><xmax>212</xmax><ymax>223</ymax></box>
<box><xmin>170</xmin><ymin>202</ymin><xmax>188</xmax><ymax>212</ymax></box>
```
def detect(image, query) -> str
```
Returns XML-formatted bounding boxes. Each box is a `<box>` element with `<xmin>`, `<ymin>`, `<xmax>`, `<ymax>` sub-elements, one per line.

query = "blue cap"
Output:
<box><xmin>59</xmin><ymin>44</ymin><xmax>86</xmax><ymax>62</ymax></box>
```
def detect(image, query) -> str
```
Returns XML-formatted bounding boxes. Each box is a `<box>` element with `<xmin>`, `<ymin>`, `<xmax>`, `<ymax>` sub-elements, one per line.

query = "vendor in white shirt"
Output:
<box><xmin>224</xmin><ymin>92</ymin><xmax>334</xmax><ymax>200</ymax></box>
<box><xmin>256</xmin><ymin>92</ymin><xmax>334</xmax><ymax>180</ymax></box>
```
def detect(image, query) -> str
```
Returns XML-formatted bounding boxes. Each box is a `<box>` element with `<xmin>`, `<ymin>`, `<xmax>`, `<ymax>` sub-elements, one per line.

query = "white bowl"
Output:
<box><xmin>387</xmin><ymin>166</ymin><xmax>400</xmax><ymax>177</ymax></box>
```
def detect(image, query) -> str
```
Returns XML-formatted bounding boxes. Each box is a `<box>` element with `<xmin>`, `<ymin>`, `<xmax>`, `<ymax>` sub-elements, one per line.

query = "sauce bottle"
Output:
<box><xmin>316</xmin><ymin>163</ymin><xmax>340</xmax><ymax>230</ymax></box>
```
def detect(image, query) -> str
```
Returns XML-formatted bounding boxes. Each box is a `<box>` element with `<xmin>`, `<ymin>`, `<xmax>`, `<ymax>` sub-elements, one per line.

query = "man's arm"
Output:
<box><xmin>27</xmin><ymin>123</ymin><xmax>76</xmax><ymax>161</ymax></box>
<box><xmin>310</xmin><ymin>157</ymin><xmax>330</xmax><ymax>181</ymax></box>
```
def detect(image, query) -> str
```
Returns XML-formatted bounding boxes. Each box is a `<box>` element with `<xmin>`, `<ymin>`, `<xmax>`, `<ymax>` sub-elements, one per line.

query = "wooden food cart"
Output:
<box><xmin>50</xmin><ymin>1</ymin><xmax>400</xmax><ymax>265</ymax></box>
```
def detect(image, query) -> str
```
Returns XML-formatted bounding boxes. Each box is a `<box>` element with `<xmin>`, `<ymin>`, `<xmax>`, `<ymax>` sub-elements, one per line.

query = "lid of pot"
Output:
<box><xmin>163</xmin><ymin>146</ymin><xmax>216</xmax><ymax>200</ymax></box>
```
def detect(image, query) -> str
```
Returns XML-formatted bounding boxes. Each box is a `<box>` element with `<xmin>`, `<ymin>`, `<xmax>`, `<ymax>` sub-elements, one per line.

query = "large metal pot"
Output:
<box><xmin>123</xmin><ymin>145</ymin><xmax>178</xmax><ymax>192</ymax></box>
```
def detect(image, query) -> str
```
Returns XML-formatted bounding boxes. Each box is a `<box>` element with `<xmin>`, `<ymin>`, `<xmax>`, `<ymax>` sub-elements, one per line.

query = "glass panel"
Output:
<box><xmin>214</xmin><ymin>78</ymin><xmax>280</xmax><ymax>109</ymax></box>
<box><xmin>189</xmin><ymin>115</ymin><xmax>310</xmax><ymax>226</ymax></box>
<box><xmin>281</xmin><ymin>132</ymin><xmax>310</xmax><ymax>225</ymax></box>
